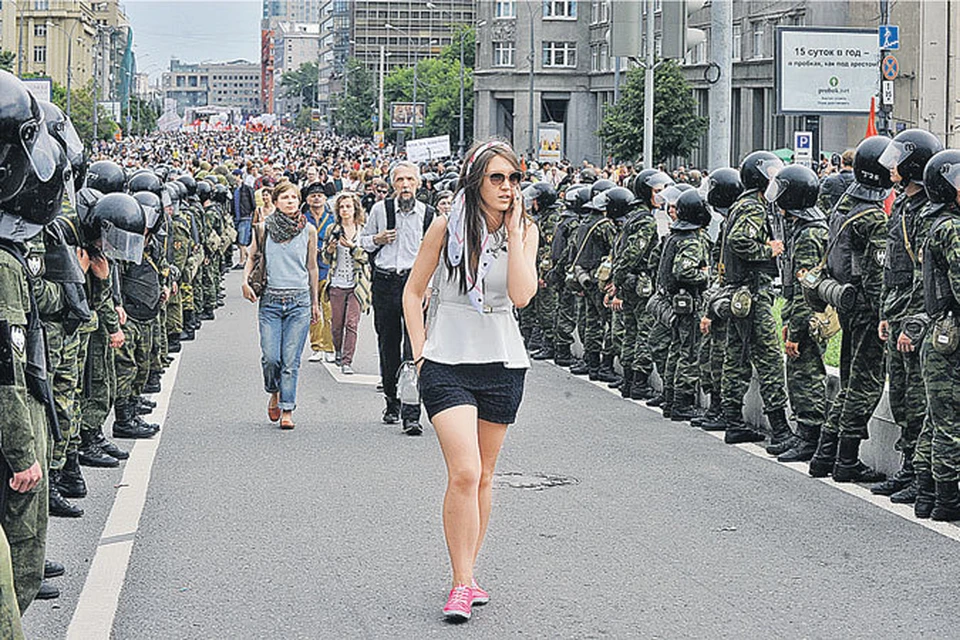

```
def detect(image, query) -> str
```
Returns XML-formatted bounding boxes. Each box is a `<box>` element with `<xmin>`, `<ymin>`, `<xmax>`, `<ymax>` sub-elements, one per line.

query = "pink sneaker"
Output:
<box><xmin>443</xmin><ymin>584</ymin><xmax>472</xmax><ymax>621</ymax></box>
<box><xmin>471</xmin><ymin>578</ymin><xmax>490</xmax><ymax>606</ymax></box>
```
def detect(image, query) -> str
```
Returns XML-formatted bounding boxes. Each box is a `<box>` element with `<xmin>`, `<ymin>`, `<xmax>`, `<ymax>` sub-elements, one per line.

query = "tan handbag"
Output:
<box><xmin>247</xmin><ymin>223</ymin><xmax>267</xmax><ymax>296</ymax></box>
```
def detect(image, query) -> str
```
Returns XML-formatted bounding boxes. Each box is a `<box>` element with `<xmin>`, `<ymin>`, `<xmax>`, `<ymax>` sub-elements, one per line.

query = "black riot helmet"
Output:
<box><xmin>590</xmin><ymin>178</ymin><xmax>616</xmax><ymax>199</ymax></box>
<box><xmin>923</xmin><ymin>149</ymin><xmax>960</xmax><ymax>205</ymax></box>
<box><xmin>631</xmin><ymin>169</ymin><xmax>674</xmax><ymax>207</ymax></box>
<box><xmin>564</xmin><ymin>185</ymin><xmax>592</xmax><ymax>214</ymax></box>
<box><xmin>1</xmin><ymin>141</ymin><xmax>70</xmax><ymax>240</ymax></box>
<box><xmin>133</xmin><ymin>191</ymin><xmax>163</xmax><ymax>232</ymax></box>
<box><xmin>39</xmin><ymin>101</ymin><xmax>83</xmax><ymax>168</ymax></box>
<box><xmin>522</xmin><ymin>182</ymin><xmax>558</xmax><ymax>212</ymax></box>
<box><xmin>214</xmin><ymin>183</ymin><xmax>229</xmax><ymax>204</ymax></box>
<box><xmin>703</xmin><ymin>167</ymin><xmax>743</xmax><ymax>210</ymax></box>
<box><xmin>0</xmin><ymin>70</ymin><xmax>60</xmax><ymax>203</ymax></box>
<box><xmin>128</xmin><ymin>170</ymin><xmax>163</xmax><ymax>198</ymax></box>
<box><xmin>177</xmin><ymin>174</ymin><xmax>198</xmax><ymax>197</ymax></box>
<box><xmin>579</xmin><ymin>167</ymin><xmax>598</xmax><ymax>184</ymax></box>
<box><xmin>765</xmin><ymin>164</ymin><xmax>821</xmax><ymax>212</ymax></box>
<box><xmin>878</xmin><ymin>128</ymin><xmax>944</xmax><ymax>185</ymax></box>
<box><xmin>586</xmin><ymin>191</ymin><xmax>608</xmax><ymax>214</ymax></box>
<box><xmin>739</xmin><ymin>150</ymin><xmax>784</xmax><ymax>192</ymax></box>
<box><xmin>656</xmin><ymin>183</ymin><xmax>694</xmax><ymax>209</ymax></box>
<box><xmin>853</xmin><ymin>135</ymin><xmax>894</xmax><ymax>189</ymax></box>
<box><xmin>674</xmin><ymin>190</ymin><xmax>712</xmax><ymax>230</ymax></box>
<box><xmin>604</xmin><ymin>187</ymin><xmax>636</xmax><ymax>220</ymax></box>
<box><xmin>85</xmin><ymin>160</ymin><xmax>126</xmax><ymax>194</ymax></box>
<box><xmin>169</xmin><ymin>178</ymin><xmax>187</xmax><ymax>202</ymax></box>
<box><xmin>196</xmin><ymin>180</ymin><xmax>213</xmax><ymax>203</ymax></box>
<box><xmin>71</xmin><ymin>187</ymin><xmax>103</xmax><ymax>246</ymax></box>
<box><xmin>86</xmin><ymin>193</ymin><xmax>146</xmax><ymax>264</ymax></box>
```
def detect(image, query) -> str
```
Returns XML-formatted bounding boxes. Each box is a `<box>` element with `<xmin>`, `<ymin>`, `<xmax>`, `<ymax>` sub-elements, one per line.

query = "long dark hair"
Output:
<box><xmin>446</xmin><ymin>139</ymin><xmax>522</xmax><ymax>294</ymax></box>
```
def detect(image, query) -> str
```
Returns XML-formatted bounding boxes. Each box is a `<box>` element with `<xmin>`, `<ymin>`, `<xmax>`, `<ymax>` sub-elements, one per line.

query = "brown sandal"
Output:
<box><xmin>280</xmin><ymin>414</ymin><xmax>295</xmax><ymax>430</ymax></box>
<box><xmin>267</xmin><ymin>394</ymin><xmax>281</xmax><ymax>422</ymax></box>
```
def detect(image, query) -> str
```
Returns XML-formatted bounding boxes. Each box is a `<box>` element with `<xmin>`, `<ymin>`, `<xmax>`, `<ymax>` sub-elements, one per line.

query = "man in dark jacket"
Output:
<box><xmin>233</xmin><ymin>174</ymin><xmax>255</xmax><ymax>268</ymax></box>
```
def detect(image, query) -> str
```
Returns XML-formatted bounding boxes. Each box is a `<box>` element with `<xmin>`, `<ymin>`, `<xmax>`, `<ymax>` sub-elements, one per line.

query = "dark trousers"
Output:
<box><xmin>372</xmin><ymin>271</ymin><xmax>420</xmax><ymax>421</ymax></box>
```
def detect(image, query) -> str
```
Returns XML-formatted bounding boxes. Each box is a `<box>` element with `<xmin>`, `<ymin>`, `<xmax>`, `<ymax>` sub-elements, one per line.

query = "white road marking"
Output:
<box><xmin>66</xmin><ymin>353</ymin><xmax>181</xmax><ymax>640</ymax></box>
<box><xmin>551</xmin><ymin>362</ymin><xmax>960</xmax><ymax>544</ymax></box>
<box><xmin>318</xmin><ymin>361</ymin><xmax>380</xmax><ymax>386</ymax></box>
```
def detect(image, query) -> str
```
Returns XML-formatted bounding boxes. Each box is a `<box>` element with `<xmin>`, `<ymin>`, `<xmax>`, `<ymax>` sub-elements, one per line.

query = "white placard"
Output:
<box><xmin>21</xmin><ymin>78</ymin><xmax>52</xmax><ymax>103</ymax></box>
<box><xmin>776</xmin><ymin>27</ymin><xmax>880</xmax><ymax>114</ymax></box>
<box><xmin>882</xmin><ymin>80</ymin><xmax>895</xmax><ymax>106</ymax></box>
<box><xmin>405</xmin><ymin>135</ymin><xmax>451</xmax><ymax>163</ymax></box>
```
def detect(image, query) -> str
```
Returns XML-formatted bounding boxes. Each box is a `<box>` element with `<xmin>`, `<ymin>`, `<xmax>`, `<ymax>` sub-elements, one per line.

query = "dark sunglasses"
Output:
<box><xmin>486</xmin><ymin>171</ymin><xmax>523</xmax><ymax>186</ymax></box>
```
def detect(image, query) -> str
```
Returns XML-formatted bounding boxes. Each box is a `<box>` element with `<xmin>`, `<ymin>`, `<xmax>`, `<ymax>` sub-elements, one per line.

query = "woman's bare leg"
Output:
<box><xmin>474</xmin><ymin>420</ymin><xmax>508</xmax><ymax>567</ymax></box>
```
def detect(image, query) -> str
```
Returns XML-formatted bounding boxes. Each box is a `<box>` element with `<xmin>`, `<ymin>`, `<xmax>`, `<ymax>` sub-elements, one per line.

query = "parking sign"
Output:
<box><xmin>794</xmin><ymin>131</ymin><xmax>813</xmax><ymax>164</ymax></box>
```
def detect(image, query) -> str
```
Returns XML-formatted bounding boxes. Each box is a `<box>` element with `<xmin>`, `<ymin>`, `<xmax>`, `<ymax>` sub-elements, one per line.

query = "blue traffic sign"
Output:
<box><xmin>795</xmin><ymin>132</ymin><xmax>812</xmax><ymax>151</ymax></box>
<box><xmin>879</xmin><ymin>25</ymin><xmax>900</xmax><ymax>50</ymax></box>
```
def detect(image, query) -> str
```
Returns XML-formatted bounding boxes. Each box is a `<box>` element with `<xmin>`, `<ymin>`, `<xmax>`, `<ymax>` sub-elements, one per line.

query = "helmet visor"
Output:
<box><xmin>60</xmin><ymin>118</ymin><xmax>85</xmax><ymax>167</ymax></box>
<box><xmin>764</xmin><ymin>176</ymin><xmax>786</xmax><ymax>204</ymax></box>
<box><xmin>63</xmin><ymin>169</ymin><xmax>77</xmax><ymax>209</ymax></box>
<box><xmin>20</xmin><ymin>117</ymin><xmax>58</xmax><ymax>183</ymax></box>
<box><xmin>101</xmin><ymin>222</ymin><xmax>144</xmax><ymax>264</ymax></box>
<box><xmin>656</xmin><ymin>185</ymin><xmax>683</xmax><ymax>207</ymax></box>
<box><xmin>756</xmin><ymin>157</ymin><xmax>784</xmax><ymax>185</ymax></box>
<box><xmin>141</xmin><ymin>201</ymin><xmax>161</xmax><ymax>230</ymax></box>
<box><xmin>645</xmin><ymin>172</ymin><xmax>674</xmax><ymax>189</ymax></box>
<box><xmin>943</xmin><ymin>162</ymin><xmax>960</xmax><ymax>192</ymax></box>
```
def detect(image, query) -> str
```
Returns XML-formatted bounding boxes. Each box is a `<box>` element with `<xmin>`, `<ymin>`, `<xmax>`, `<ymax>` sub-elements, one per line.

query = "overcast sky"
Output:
<box><xmin>124</xmin><ymin>0</ymin><xmax>262</xmax><ymax>79</ymax></box>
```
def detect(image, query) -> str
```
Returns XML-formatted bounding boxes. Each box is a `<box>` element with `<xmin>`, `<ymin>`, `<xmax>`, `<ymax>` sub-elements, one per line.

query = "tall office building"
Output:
<box><xmin>162</xmin><ymin>58</ymin><xmax>262</xmax><ymax>116</ymax></box>
<box><xmin>261</xmin><ymin>0</ymin><xmax>321</xmax><ymax>113</ymax></box>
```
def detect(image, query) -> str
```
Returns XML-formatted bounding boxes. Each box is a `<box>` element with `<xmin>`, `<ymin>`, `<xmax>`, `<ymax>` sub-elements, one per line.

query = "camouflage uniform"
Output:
<box><xmin>647</xmin><ymin>238</ymin><xmax>673</xmax><ymax>389</ymax></box>
<box><xmin>781</xmin><ymin>216</ymin><xmax>830</xmax><ymax>445</ymax></box>
<box><xmin>571</xmin><ymin>213</ymin><xmax>617</xmax><ymax>372</ymax></box>
<box><xmin>533</xmin><ymin>205</ymin><xmax>562</xmax><ymax>351</ymax></box>
<box><xmin>610</xmin><ymin>205</ymin><xmax>658</xmax><ymax>388</ymax></box>
<box><xmin>165</xmin><ymin>206</ymin><xmax>193</xmax><ymax>339</ymax></box>
<box><xmin>821</xmin><ymin>193</ymin><xmax>888</xmax><ymax>441</ymax></box>
<box><xmin>719</xmin><ymin>191</ymin><xmax>788</xmax><ymax>425</ymax></box>
<box><xmin>79</xmin><ymin>261</ymin><xmax>120</xmax><ymax>443</ymax></box>
<box><xmin>550</xmin><ymin>209</ymin><xmax>581</xmax><ymax>359</ymax></box>
<box><xmin>0</xmin><ymin>529</ymin><xmax>24</xmax><ymax>638</ymax></box>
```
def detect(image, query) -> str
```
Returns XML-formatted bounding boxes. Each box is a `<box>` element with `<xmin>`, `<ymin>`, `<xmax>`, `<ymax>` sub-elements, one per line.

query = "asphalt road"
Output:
<box><xmin>23</xmin><ymin>271</ymin><xmax>960</xmax><ymax>638</ymax></box>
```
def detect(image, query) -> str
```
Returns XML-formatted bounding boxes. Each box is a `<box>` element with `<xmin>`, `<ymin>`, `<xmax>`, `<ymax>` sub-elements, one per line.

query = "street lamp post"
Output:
<box><xmin>47</xmin><ymin>20</ymin><xmax>80</xmax><ymax>118</ymax></box>
<box><xmin>386</xmin><ymin>23</ymin><xmax>420</xmax><ymax>140</ymax></box>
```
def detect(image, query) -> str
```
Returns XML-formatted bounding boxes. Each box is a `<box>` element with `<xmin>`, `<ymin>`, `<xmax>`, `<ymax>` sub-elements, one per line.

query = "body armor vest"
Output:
<box><xmin>122</xmin><ymin>257</ymin><xmax>161</xmax><ymax>322</ymax></box>
<box><xmin>573</xmin><ymin>215</ymin><xmax>613</xmax><ymax>271</ymax></box>
<box><xmin>551</xmin><ymin>213</ymin><xmax>579</xmax><ymax>267</ymax></box>
<box><xmin>827</xmin><ymin>197</ymin><xmax>880</xmax><ymax>285</ymax></box>
<box><xmin>657</xmin><ymin>230</ymin><xmax>696</xmax><ymax>295</ymax></box>
<box><xmin>923</xmin><ymin>210</ymin><xmax>960</xmax><ymax>317</ymax></box>
<box><xmin>721</xmin><ymin>196</ymin><xmax>778</xmax><ymax>288</ymax></box>
<box><xmin>884</xmin><ymin>191</ymin><xmax>926</xmax><ymax>289</ymax></box>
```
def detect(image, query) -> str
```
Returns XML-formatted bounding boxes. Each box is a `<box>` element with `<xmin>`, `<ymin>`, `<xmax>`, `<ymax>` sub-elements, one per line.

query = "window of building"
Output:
<box><xmin>590</xmin><ymin>1</ymin><xmax>600</xmax><ymax>24</ymax></box>
<box><xmin>33</xmin><ymin>45</ymin><xmax>46</xmax><ymax>64</ymax></box>
<box><xmin>543</xmin><ymin>41</ymin><xmax>576</xmax><ymax>67</ymax></box>
<box><xmin>34</xmin><ymin>24</ymin><xmax>46</xmax><ymax>37</ymax></box>
<box><xmin>492</xmin><ymin>41</ymin><xmax>515</xmax><ymax>67</ymax></box>
<box><xmin>732</xmin><ymin>23</ymin><xmax>741</xmax><ymax>62</ymax></box>
<box><xmin>590</xmin><ymin>42</ymin><xmax>600</xmax><ymax>71</ymax></box>
<box><xmin>543</xmin><ymin>0</ymin><xmax>576</xmax><ymax>19</ymax></box>
<box><xmin>752</xmin><ymin>21</ymin><xmax>764</xmax><ymax>58</ymax></box>
<box><xmin>33</xmin><ymin>0</ymin><xmax>49</xmax><ymax>10</ymax></box>
<box><xmin>495</xmin><ymin>0</ymin><xmax>514</xmax><ymax>18</ymax></box>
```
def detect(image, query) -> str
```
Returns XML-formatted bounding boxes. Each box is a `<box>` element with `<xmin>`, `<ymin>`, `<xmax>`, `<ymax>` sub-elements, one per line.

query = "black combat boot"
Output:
<box><xmin>889</xmin><ymin>481</ymin><xmax>918</xmax><ymax>504</ymax></box>
<box><xmin>670</xmin><ymin>393</ymin><xmax>703</xmax><ymax>422</ymax></box>
<box><xmin>36</xmin><ymin>581</ymin><xmax>60</xmax><ymax>600</ymax></box>
<box><xmin>871</xmin><ymin>451</ymin><xmax>916</xmax><ymax>496</ymax></box>
<box><xmin>630</xmin><ymin>371</ymin><xmax>656</xmax><ymax>400</ymax></box>
<box><xmin>619</xmin><ymin>369</ymin><xmax>633</xmax><ymax>399</ymax></box>
<box><xmin>723</xmin><ymin>411</ymin><xmax>765</xmax><ymax>444</ymax></box>
<box><xmin>133</xmin><ymin>409</ymin><xmax>160</xmax><ymax>434</ymax></box>
<box><xmin>167</xmin><ymin>332</ymin><xmax>181</xmax><ymax>353</ymax></box>
<box><xmin>586</xmin><ymin>352</ymin><xmax>602</xmax><ymax>380</ymax></box>
<box><xmin>201</xmin><ymin>307</ymin><xmax>215</xmax><ymax>321</ymax></box>
<box><xmin>78</xmin><ymin>429</ymin><xmax>120</xmax><ymax>468</ymax></box>
<box><xmin>690</xmin><ymin>393</ymin><xmax>720</xmax><ymax>428</ymax></box>
<box><xmin>58</xmin><ymin>451</ymin><xmax>88</xmax><ymax>498</ymax></box>
<box><xmin>915</xmin><ymin>472</ymin><xmax>936</xmax><ymax>519</ymax></box>
<box><xmin>596</xmin><ymin>354</ymin><xmax>621</xmax><ymax>384</ymax></box>
<box><xmin>808</xmin><ymin>430</ymin><xmax>839</xmax><ymax>478</ymax></box>
<box><xmin>660</xmin><ymin>387</ymin><xmax>675</xmax><ymax>419</ymax></box>
<box><xmin>139</xmin><ymin>396</ymin><xmax>157</xmax><ymax>409</ymax></box>
<box><xmin>778</xmin><ymin>437</ymin><xmax>818</xmax><ymax>463</ymax></box>
<box><xmin>569</xmin><ymin>357</ymin><xmax>589</xmax><ymax>376</ymax></box>
<box><xmin>143</xmin><ymin>370</ymin><xmax>162</xmax><ymax>394</ymax></box>
<box><xmin>832</xmin><ymin>437</ymin><xmax>886</xmax><ymax>483</ymax></box>
<box><xmin>94</xmin><ymin>429</ymin><xmax>129</xmax><ymax>460</ymax></box>
<box><xmin>44</xmin><ymin>560</ymin><xmax>64</xmax><ymax>579</ymax></box>
<box><xmin>553</xmin><ymin>344</ymin><xmax>575</xmax><ymax>367</ymax></box>
<box><xmin>49</xmin><ymin>471</ymin><xmax>84</xmax><ymax>518</ymax></box>
<box><xmin>764</xmin><ymin>408</ymin><xmax>797</xmax><ymax>456</ymax></box>
<box><xmin>112</xmin><ymin>399</ymin><xmax>157</xmax><ymax>439</ymax></box>
<box><xmin>931</xmin><ymin>480</ymin><xmax>960</xmax><ymax>521</ymax></box>
<box><xmin>136</xmin><ymin>397</ymin><xmax>154</xmax><ymax>415</ymax></box>
<box><xmin>181</xmin><ymin>310</ymin><xmax>196</xmax><ymax>341</ymax></box>
<box><xmin>531</xmin><ymin>343</ymin><xmax>555</xmax><ymax>361</ymax></box>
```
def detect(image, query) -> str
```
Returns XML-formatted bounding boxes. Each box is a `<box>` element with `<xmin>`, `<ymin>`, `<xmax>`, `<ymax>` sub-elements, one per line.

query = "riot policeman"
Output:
<box><xmin>551</xmin><ymin>185</ymin><xmax>591</xmax><ymax>367</ymax></box>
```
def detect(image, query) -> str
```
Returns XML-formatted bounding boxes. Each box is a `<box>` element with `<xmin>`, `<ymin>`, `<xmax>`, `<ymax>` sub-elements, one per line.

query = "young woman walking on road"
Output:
<box><xmin>403</xmin><ymin>140</ymin><xmax>539</xmax><ymax>621</ymax></box>
<box><xmin>242</xmin><ymin>181</ymin><xmax>321</xmax><ymax>429</ymax></box>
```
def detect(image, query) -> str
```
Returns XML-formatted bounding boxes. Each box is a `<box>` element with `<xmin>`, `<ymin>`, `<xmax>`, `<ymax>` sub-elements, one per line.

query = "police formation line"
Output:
<box><xmin>0</xmin><ymin>70</ymin><xmax>238</xmax><ymax>635</ymax></box>
<box><xmin>517</xmin><ymin>129</ymin><xmax>960</xmax><ymax>528</ymax></box>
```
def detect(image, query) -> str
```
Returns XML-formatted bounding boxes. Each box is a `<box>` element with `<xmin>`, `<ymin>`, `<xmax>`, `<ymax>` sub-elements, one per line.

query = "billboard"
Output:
<box><xmin>21</xmin><ymin>78</ymin><xmax>52</xmax><ymax>103</ymax></box>
<box><xmin>538</xmin><ymin>123</ymin><xmax>563</xmax><ymax>163</ymax></box>
<box><xmin>391</xmin><ymin>102</ymin><xmax>425</xmax><ymax>129</ymax></box>
<box><xmin>775</xmin><ymin>27</ymin><xmax>880</xmax><ymax>115</ymax></box>
<box><xmin>405</xmin><ymin>135</ymin><xmax>451</xmax><ymax>163</ymax></box>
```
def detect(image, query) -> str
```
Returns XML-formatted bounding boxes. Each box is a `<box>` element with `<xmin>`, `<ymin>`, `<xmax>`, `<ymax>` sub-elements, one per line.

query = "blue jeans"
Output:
<box><xmin>258</xmin><ymin>289</ymin><xmax>312</xmax><ymax>410</ymax></box>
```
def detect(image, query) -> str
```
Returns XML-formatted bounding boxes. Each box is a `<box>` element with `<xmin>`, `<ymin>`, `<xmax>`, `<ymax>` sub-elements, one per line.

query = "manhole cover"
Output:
<box><xmin>494</xmin><ymin>472</ymin><xmax>579</xmax><ymax>491</ymax></box>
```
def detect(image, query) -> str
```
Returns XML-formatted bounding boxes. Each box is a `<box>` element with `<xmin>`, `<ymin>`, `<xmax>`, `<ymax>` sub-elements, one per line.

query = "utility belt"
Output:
<box><xmin>373</xmin><ymin>266</ymin><xmax>411</xmax><ymax>281</ymax></box>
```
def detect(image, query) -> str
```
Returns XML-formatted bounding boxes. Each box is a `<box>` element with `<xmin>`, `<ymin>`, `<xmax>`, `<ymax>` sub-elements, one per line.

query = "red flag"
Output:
<box><xmin>866</xmin><ymin>97</ymin><xmax>878</xmax><ymax>138</ymax></box>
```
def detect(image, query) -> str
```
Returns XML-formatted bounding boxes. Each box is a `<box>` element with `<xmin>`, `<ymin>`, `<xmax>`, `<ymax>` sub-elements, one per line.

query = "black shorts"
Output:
<box><xmin>419</xmin><ymin>360</ymin><xmax>527</xmax><ymax>425</ymax></box>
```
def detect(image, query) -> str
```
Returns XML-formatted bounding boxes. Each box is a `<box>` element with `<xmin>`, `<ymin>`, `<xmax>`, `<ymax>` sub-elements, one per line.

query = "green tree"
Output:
<box><xmin>294</xmin><ymin>106</ymin><xmax>314</xmax><ymax>131</ymax></box>
<box><xmin>280</xmin><ymin>62</ymin><xmax>318</xmax><ymax>109</ymax></box>
<box><xmin>0</xmin><ymin>50</ymin><xmax>14</xmax><ymax>73</ymax></box>
<box><xmin>384</xmin><ymin>26</ymin><xmax>475</xmax><ymax>147</ymax></box>
<box><xmin>126</xmin><ymin>95</ymin><xmax>158</xmax><ymax>136</ymax></box>
<box><xmin>598</xmin><ymin>60</ymin><xmax>707</xmax><ymax>164</ymax></box>
<box><xmin>331</xmin><ymin>57</ymin><xmax>376</xmax><ymax>137</ymax></box>
<box><xmin>51</xmin><ymin>80</ymin><xmax>119</xmax><ymax>145</ymax></box>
